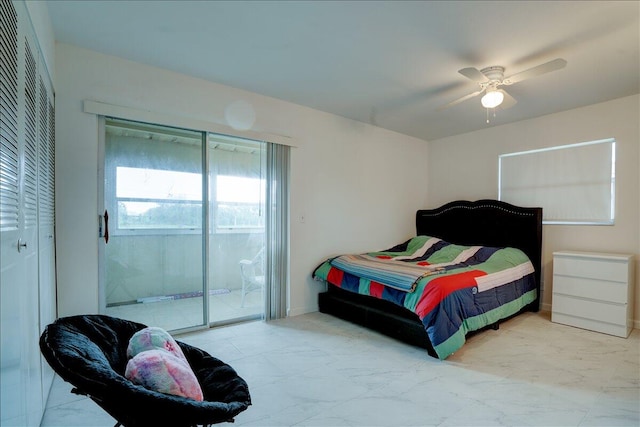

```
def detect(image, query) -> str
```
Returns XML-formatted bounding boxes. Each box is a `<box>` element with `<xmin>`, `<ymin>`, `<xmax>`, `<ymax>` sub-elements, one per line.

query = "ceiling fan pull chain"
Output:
<box><xmin>485</xmin><ymin>107</ymin><xmax>498</xmax><ymax>124</ymax></box>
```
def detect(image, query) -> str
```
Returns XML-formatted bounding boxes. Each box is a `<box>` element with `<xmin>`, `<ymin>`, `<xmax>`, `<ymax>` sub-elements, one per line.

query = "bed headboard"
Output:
<box><xmin>416</xmin><ymin>199</ymin><xmax>542</xmax><ymax>310</ymax></box>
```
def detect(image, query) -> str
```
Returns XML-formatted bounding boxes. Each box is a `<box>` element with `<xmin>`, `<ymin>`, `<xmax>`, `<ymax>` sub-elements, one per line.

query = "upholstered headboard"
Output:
<box><xmin>416</xmin><ymin>199</ymin><xmax>542</xmax><ymax>310</ymax></box>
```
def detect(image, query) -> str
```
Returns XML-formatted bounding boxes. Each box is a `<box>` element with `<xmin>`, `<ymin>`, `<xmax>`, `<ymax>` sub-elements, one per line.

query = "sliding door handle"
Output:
<box><xmin>104</xmin><ymin>209</ymin><xmax>109</xmax><ymax>244</ymax></box>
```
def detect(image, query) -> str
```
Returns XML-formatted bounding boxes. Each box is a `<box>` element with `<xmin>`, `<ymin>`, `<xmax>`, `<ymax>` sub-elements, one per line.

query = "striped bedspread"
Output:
<box><xmin>313</xmin><ymin>236</ymin><xmax>537</xmax><ymax>359</ymax></box>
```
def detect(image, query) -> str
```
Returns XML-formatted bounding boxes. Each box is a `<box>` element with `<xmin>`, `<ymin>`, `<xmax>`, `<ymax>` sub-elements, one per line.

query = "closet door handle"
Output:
<box><xmin>104</xmin><ymin>209</ymin><xmax>109</xmax><ymax>244</ymax></box>
<box><xmin>17</xmin><ymin>239</ymin><xmax>27</xmax><ymax>253</ymax></box>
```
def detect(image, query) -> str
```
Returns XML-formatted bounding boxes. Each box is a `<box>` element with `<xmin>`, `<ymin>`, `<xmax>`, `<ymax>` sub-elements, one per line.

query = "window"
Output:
<box><xmin>105</xmin><ymin>118</ymin><xmax>203</xmax><ymax>235</ymax></box>
<box><xmin>215</xmin><ymin>175</ymin><xmax>265</xmax><ymax>230</ymax></box>
<box><xmin>499</xmin><ymin>138</ymin><xmax>615</xmax><ymax>224</ymax></box>
<box><xmin>116</xmin><ymin>166</ymin><xmax>202</xmax><ymax>230</ymax></box>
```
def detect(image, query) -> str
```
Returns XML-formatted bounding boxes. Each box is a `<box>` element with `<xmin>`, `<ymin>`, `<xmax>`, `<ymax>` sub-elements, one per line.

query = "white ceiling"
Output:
<box><xmin>47</xmin><ymin>1</ymin><xmax>639</xmax><ymax>141</ymax></box>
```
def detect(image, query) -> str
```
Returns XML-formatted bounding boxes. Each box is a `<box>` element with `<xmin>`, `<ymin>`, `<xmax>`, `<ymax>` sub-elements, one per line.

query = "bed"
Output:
<box><xmin>313</xmin><ymin>199</ymin><xmax>542</xmax><ymax>359</ymax></box>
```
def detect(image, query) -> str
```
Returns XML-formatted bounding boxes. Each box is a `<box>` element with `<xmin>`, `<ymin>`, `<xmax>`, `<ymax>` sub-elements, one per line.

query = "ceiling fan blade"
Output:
<box><xmin>498</xmin><ymin>89</ymin><xmax>517</xmax><ymax>109</ymax></box>
<box><xmin>503</xmin><ymin>58</ymin><xmax>567</xmax><ymax>85</ymax></box>
<box><xmin>458</xmin><ymin>67</ymin><xmax>489</xmax><ymax>83</ymax></box>
<box><xmin>437</xmin><ymin>89</ymin><xmax>485</xmax><ymax>111</ymax></box>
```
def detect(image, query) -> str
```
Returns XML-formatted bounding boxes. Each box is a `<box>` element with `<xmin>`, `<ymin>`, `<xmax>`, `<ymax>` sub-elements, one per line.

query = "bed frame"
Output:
<box><xmin>318</xmin><ymin>199</ymin><xmax>543</xmax><ymax>357</ymax></box>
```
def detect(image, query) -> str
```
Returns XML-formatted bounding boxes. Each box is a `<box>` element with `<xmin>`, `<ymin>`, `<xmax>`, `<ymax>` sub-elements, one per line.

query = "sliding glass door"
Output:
<box><xmin>208</xmin><ymin>134</ymin><xmax>266</xmax><ymax>324</ymax></box>
<box><xmin>100</xmin><ymin>118</ymin><xmax>279</xmax><ymax>331</ymax></box>
<box><xmin>103</xmin><ymin>119</ymin><xmax>206</xmax><ymax>330</ymax></box>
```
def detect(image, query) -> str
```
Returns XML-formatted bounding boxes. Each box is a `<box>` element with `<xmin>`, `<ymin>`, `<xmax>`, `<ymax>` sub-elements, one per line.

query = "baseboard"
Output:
<box><xmin>287</xmin><ymin>306</ymin><xmax>317</xmax><ymax>317</ymax></box>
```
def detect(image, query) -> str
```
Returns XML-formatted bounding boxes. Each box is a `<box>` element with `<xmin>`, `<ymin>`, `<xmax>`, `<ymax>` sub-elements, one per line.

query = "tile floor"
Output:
<box><xmin>41</xmin><ymin>311</ymin><xmax>639</xmax><ymax>427</ymax></box>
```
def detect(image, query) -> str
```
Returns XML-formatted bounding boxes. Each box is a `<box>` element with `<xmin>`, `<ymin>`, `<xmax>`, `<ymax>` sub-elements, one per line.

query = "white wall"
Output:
<box><xmin>427</xmin><ymin>95</ymin><xmax>640</xmax><ymax>323</ymax></box>
<box><xmin>55</xmin><ymin>43</ymin><xmax>430</xmax><ymax>318</ymax></box>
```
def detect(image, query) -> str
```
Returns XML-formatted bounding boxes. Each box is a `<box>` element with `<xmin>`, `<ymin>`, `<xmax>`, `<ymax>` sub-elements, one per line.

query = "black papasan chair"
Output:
<box><xmin>39</xmin><ymin>315</ymin><xmax>251</xmax><ymax>427</ymax></box>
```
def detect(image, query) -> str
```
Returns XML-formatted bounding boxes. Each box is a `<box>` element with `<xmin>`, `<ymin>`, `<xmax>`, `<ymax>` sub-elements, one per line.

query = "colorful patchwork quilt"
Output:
<box><xmin>313</xmin><ymin>236</ymin><xmax>537</xmax><ymax>359</ymax></box>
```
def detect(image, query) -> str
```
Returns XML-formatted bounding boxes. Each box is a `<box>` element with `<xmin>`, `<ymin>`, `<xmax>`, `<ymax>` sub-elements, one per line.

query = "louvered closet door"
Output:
<box><xmin>21</xmin><ymin>35</ymin><xmax>44</xmax><ymax>427</ymax></box>
<box><xmin>0</xmin><ymin>0</ymin><xmax>27</xmax><ymax>423</ymax></box>
<box><xmin>38</xmin><ymin>75</ymin><xmax>56</xmax><ymax>404</ymax></box>
<box><xmin>1</xmin><ymin>0</ymin><xmax>50</xmax><ymax>423</ymax></box>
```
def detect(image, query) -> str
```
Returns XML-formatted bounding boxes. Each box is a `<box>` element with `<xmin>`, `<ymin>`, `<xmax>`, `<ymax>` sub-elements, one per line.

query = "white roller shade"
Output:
<box><xmin>499</xmin><ymin>139</ymin><xmax>615</xmax><ymax>224</ymax></box>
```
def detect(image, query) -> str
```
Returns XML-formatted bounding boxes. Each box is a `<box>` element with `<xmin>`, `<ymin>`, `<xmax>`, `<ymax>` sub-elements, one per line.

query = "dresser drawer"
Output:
<box><xmin>553</xmin><ymin>276</ymin><xmax>627</xmax><ymax>304</ymax></box>
<box><xmin>552</xmin><ymin>294</ymin><xmax>627</xmax><ymax>326</ymax></box>
<box><xmin>554</xmin><ymin>255</ymin><xmax>629</xmax><ymax>283</ymax></box>
<box><xmin>551</xmin><ymin>313</ymin><xmax>629</xmax><ymax>337</ymax></box>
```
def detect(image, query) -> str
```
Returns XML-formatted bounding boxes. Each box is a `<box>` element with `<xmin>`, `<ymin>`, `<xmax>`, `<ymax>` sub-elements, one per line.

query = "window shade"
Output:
<box><xmin>499</xmin><ymin>139</ymin><xmax>615</xmax><ymax>224</ymax></box>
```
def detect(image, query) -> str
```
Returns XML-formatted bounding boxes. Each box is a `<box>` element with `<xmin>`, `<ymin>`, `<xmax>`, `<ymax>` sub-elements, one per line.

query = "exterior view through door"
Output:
<box><xmin>102</xmin><ymin>118</ymin><xmax>268</xmax><ymax>331</ymax></box>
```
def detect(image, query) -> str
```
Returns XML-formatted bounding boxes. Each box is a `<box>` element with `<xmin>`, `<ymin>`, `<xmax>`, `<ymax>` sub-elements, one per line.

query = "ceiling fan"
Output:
<box><xmin>439</xmin><ymin>58</ymin><xmax>567</xmax><ymax>111</ymax></box>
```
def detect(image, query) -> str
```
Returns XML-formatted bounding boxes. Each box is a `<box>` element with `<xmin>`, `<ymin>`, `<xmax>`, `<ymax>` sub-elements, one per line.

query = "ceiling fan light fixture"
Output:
<box><xmin>481</xmin><ymin>89</ymin><xmax>504</xmax><ymax>109</ymax></box>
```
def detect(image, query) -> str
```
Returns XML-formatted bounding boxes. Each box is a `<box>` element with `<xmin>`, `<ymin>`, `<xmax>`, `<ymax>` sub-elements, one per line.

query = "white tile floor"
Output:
<box><xmin>41</xmin><ymin>311</ymin><xmax>639</xmax><ymax>427</ymax></box>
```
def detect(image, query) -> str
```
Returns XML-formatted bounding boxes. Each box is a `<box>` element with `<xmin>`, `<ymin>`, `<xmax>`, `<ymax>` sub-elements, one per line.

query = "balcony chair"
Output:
<box><xmin>239</xmin><ymin>248</ymin><xmax>265</xmax><ymax>307</ymax></box>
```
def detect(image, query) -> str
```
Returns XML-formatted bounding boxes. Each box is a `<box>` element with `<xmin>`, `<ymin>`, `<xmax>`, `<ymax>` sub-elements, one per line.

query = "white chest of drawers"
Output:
<box><xmin>551</xmin><ymin>251</ymin><xmax>635</xmax><ymax>337</ymax></box>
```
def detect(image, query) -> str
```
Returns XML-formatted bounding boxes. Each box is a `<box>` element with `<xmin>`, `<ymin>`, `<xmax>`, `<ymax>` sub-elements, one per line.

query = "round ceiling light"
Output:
<box><xmin>481</xmin><ymin>89</ymin><xmax>504</xmax><ymax>109</ymax></box>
